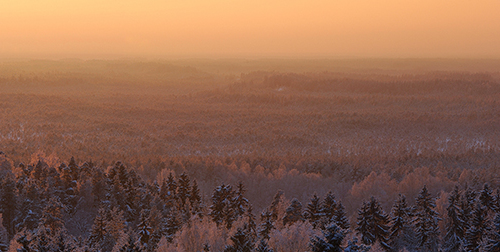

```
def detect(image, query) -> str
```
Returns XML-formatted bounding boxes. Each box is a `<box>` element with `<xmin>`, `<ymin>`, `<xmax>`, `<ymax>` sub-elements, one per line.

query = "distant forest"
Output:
<box><xmin>0</xmin><ymin>59</ymin><xmax>499</xmax><ymax>251</ymax></box>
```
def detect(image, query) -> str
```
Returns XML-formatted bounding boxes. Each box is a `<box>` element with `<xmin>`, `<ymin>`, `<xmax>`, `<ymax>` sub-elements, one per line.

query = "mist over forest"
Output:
<box><xmin>0</xmin><ymin>58</ymin><xmax>499</xmax><ymax>251</ymax></box>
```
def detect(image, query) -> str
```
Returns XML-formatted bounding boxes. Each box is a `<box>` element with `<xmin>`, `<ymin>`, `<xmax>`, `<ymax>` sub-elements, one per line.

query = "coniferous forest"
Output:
<box><xmin>0</xmin><ymin>59</ymin><xmax>500</xmax><ymax>251</ymax></box>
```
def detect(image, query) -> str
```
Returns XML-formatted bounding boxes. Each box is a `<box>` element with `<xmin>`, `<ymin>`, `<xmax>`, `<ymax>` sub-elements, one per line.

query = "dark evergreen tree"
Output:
<box><xmin>137</xmin><ymin>210</ymin><xmax>152</xmax><ymax>249</ymax></box>
<box><xmin>164</xmin><ymin>210</ymin><xmax>181</xmax><ymax>242</ymax></box>
<box><xmin>256</xmin><ymin>238</ymin><xmax>274</xmax><ymax>252</ymax></box>
<box><xmin>246</xmin><ymin>205</ymin><xmax>257</xmax><ymax>240</ymax></box>
<box><xmin>88</xmin><ymin>207</ymin><xmax>109</xmax><ymax>250</ymax></box>
<box><xmin>55</xmin><ymin>232</ymin><xmax>75</xmax><ymax>252</ymax></box>
<box><xmin>120</xmin><ymin>233</ymin><xmax>142</xmax><ymax>252</ymax></box>
<box><xmin>464</xmin><ymin>204</ymin><xmax>488</xmax><ymax>252</ymax></box>
<box><xmin>14</xmin><ymin>182</ymin><xmax>41</xmax><ymax>232</ymax></box>
<box><xmin>304</xmin><ymin>193</ymin><xmax>323</xmax><ymax>229</ymax></box>
<box><xmin>460</xmin><ymin>186</ymin><xmax>477</xmax><ymax>227</ymax></box>
<box><xmin>189</xmin><ymin>179</ymin><xmax>202</xmax><ymax>218</ymax></box>
<box><xmin>321</xmin><ymin>191</ymin><xmax>338</xmax><ymax>229</ymax></box>
<box><xmin>0</xmin><ymin>177</ymin><xmax>17</xmax><ymax>239</ymax></box>
<box><xmin>486</xmin><ymin>214</ymin><xmax>500</xmax><ymax>252</ymax></box>
<box><xmin>232</xmin><ymin>182</ymin><xmax>249</xmax><ymax>219</ymax></box>
<box><xmin>334</xmin><ymin>202</ymin><xmax>350</xmax><ymax>230</ymax></box>
<box><xmin>310</xmin><ymin>223</ymin><xmax>346</xmax><ymax>252</ymax></box>
<box><xmin>177</xmin><ymin>172</ymin><xmax>191</xmax><ymax>209</ymax></box>
<box><xmin>16</xmin><ymin>234</ymin><xmax>32</xmax><ymax>252</ymax></box>
<box><xmin>39</xmin><ymin>197</ymin><xmax>64</xmax><ymax>236</ymax></box>
<box><xmin>480</xmin><ymin>184</ymin><xmax>496</xmax><ymax>214</ymax></box>
<box><xmin>259</xmin><ymin>209</ymin><xmax>274</xmax><ymax>240</ymax></box>
<box><xmin>443</xmin><ymin>186</ymin><xmax>465</xmax><ymax>252</ymax></box>
<box><xmin>413</xmin><ymin>185</ymin><xmax>440</xmax><ymax>252</ymax></box>
<box><xmin>344</xmin><ymin>238</ymin><xmax>370</xmax><ymax>252</ymax></box>
<box><xmin>32</xmin><ymin>227</ymin><xmax>51</xmax><ymax>252</ymax></box>
<box><xmin>224</xmin><ymin>226</ymin><xmax>254</xmax><ymax>252</ymax></box>
<box><xmin>283</xmin><ymin>198</ymin><xmax>304</xmax><ymax>226</ymax></box>
<box><xmin>355</xmin><ymin>197</ymin><xmax>390</xmax><ymax>250</ymax></box>
<box><xmin>209</xmin><ymin>184</ymin><xmax>236</xmax><ymax>229</ymax></box>
<box><xmin>389</xmin><ymin>194</ymin><xmax>414</xmax><ymax>252</ymax></box>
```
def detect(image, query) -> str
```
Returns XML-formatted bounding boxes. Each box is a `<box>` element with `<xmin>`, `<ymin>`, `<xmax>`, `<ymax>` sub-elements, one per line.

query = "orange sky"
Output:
<box><xmin>1</xmin><ymin>0</ymin><xmax>500</xmax><ymax>58</ymax></box>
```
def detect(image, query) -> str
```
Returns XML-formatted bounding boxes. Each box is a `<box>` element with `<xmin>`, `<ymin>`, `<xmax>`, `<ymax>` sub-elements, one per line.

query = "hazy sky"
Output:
<box><xmin>1</xmin><ymin>0</ymin><xmax>500</xmax><ymax>58</ymax></box>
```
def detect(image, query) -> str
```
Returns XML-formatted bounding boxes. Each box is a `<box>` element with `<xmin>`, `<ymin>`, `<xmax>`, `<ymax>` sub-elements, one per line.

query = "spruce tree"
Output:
<box><xmin>259</xmin><ymin>209</ymin><xmax>274</xmax><ymax>240</ymax></box>
<box><xmin>321</xmin><ymin>191</ymin><xmax>338</xmax><ymax>229</ymax></box>
<box><xmin>283</xmin><ymin>198</ymin><xmax>304</xmax><ymax>226</ymax></box>
<box><xmin>413</xmin><ymin>185</ymin><xmax>440</xmax><ymax>252</ymax></box>
<box><xmin>119</xmin><ymin>233</ymin><xmax>142</xmax><ymax>252</ymax></box>
<box><xmin>88</xmin><ymin>207</ymin><xmax>109</xmax><ymax>250</ymax></box>
<box><xmin>16</xmin><ymin>234</ymin><xmax>32</xmax><ymax>252</ymax></box>
<box><xmin>334</xmin><ymin>202</ymin><xmax>350</xmax><ymax>230</ymax></box>
<box><xmin>480</xmin><ymin>184</ymin><xmax>496</xmax><ymax>214</ymax></box>
<box><xmin>310</xmin><ymin>223</ymin><xmax>346</xmax><ymax>252</ymax></box>
<box><xmin>355</xmin><ymin>197</ymin><xmax>390</xmax><ymax>250</ymax></box>
<box><xmin>232</xmin><ymin>182</ymin><xmax>249</xmax><ymax>219</ymax></box>
<box><xmin>137</xmin><ymin>210</ymin><xmax>152</xmax><ymax>249</ymax></box>
<box><xmin>177</xmin><ymin>172</ymin><xmax>191</xmax><ymax>209</ymax></box>
<box><xmin>486</xmin><ymin>214</ymin><xmax>500</xmax><ymax>252</ymax></box>
<box><xmin>305</xmin><ymin>193</ymin><xmax>323</xmax><ymax>229</ymax></box>
<box><xmin>224</xmin><ymin>226</ymin><xmax>254</xmax><ymax>252</ymax></box>
<box><xmin>189</xmin><ymin>179</ymin><xmax>202</xmax><ymax>218</ymax></box>
<box><xmin>209</xmin><ymin>184</ymin><xmax>236</xmax><ymax>229</ymax></box>
<box><xmin>256</xmin><ymin>238</ymin><xmax>274</xmax><ymax>252</ymax></box>
<box><xmin>464</xmin><ymin>204</ymin><xmax>488</xmax><ymax>252</ymax></box>
<box><xmin>389</xmin><ymin>194</ymin><xmax>414</xmax><ymax>252</ymax></box>
<box><xmin>0</xmin><ymin>177</ymin><xmax>17</xmax><ymax>239</ymax></box>
<box><xmin>443</xmin><ymin>186</ymin><xmax>465</xmax><ymax>252</ymax></box>
<box><xmin>246</xmin><ymin>205</ymin><xmax>257</xmax><ymax>240</ymax></box>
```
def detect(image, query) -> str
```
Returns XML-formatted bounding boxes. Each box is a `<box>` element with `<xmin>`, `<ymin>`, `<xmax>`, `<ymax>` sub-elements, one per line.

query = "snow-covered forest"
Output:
<box><xmin>0</xmin><ymin>59</ymin><xmax>499</xmax><ymax>251</ymax></box>
<box><xmin>0</xmin><ymin>155</ymin><xmax>500</xmax><ymax>251</ymax></box>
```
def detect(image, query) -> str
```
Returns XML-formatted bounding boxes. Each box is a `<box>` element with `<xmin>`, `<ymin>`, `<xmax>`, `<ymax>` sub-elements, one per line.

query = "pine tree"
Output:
<box><xmin>413</xmin><ymin>185</ymin><xmax>440</xmax><ymax>252</ymax></box>
<box><xmin>355</xmin><ymin>197</ymin><xmax>390</xmax><ymax>250</ymax></box>
<box><xmin>224</xmin><ymin>226</ymin><xmax>254</xmax><ymax>252</ymax></box>
<box><xmin>310</xmin><ymin>223</ymin><xmax>346</xmax><ymax>252</ymax></box>
<box><xmin>443</xmin><ymin>186</ymin><xmax>465</xmax><ymax>252</ymax></box>
<box><xmin>305</xmin><ymin>193</ymin><xmax>323</xmax><ymax>229</ymax></box>
<box><xmin>283</xmin><ymin>198</ymin><xmax>304</xmax><ymax>226</ymax></box>
<box><xmin>486</xmin><ymin>214</ymin><xmax>500</xmax><ymax>252</ymax></box>
<box><xmin>465</xmin><ymin>204</ymin><xmax>488</xmax><ymax>252</ymax></box>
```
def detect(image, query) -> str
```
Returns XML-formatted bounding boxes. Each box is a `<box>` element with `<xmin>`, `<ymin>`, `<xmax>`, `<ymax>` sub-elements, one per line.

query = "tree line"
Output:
<box><xmin>1</xmin><ymin>157</ymin><xmax>500</xmax><ymax>251</ymax></box>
